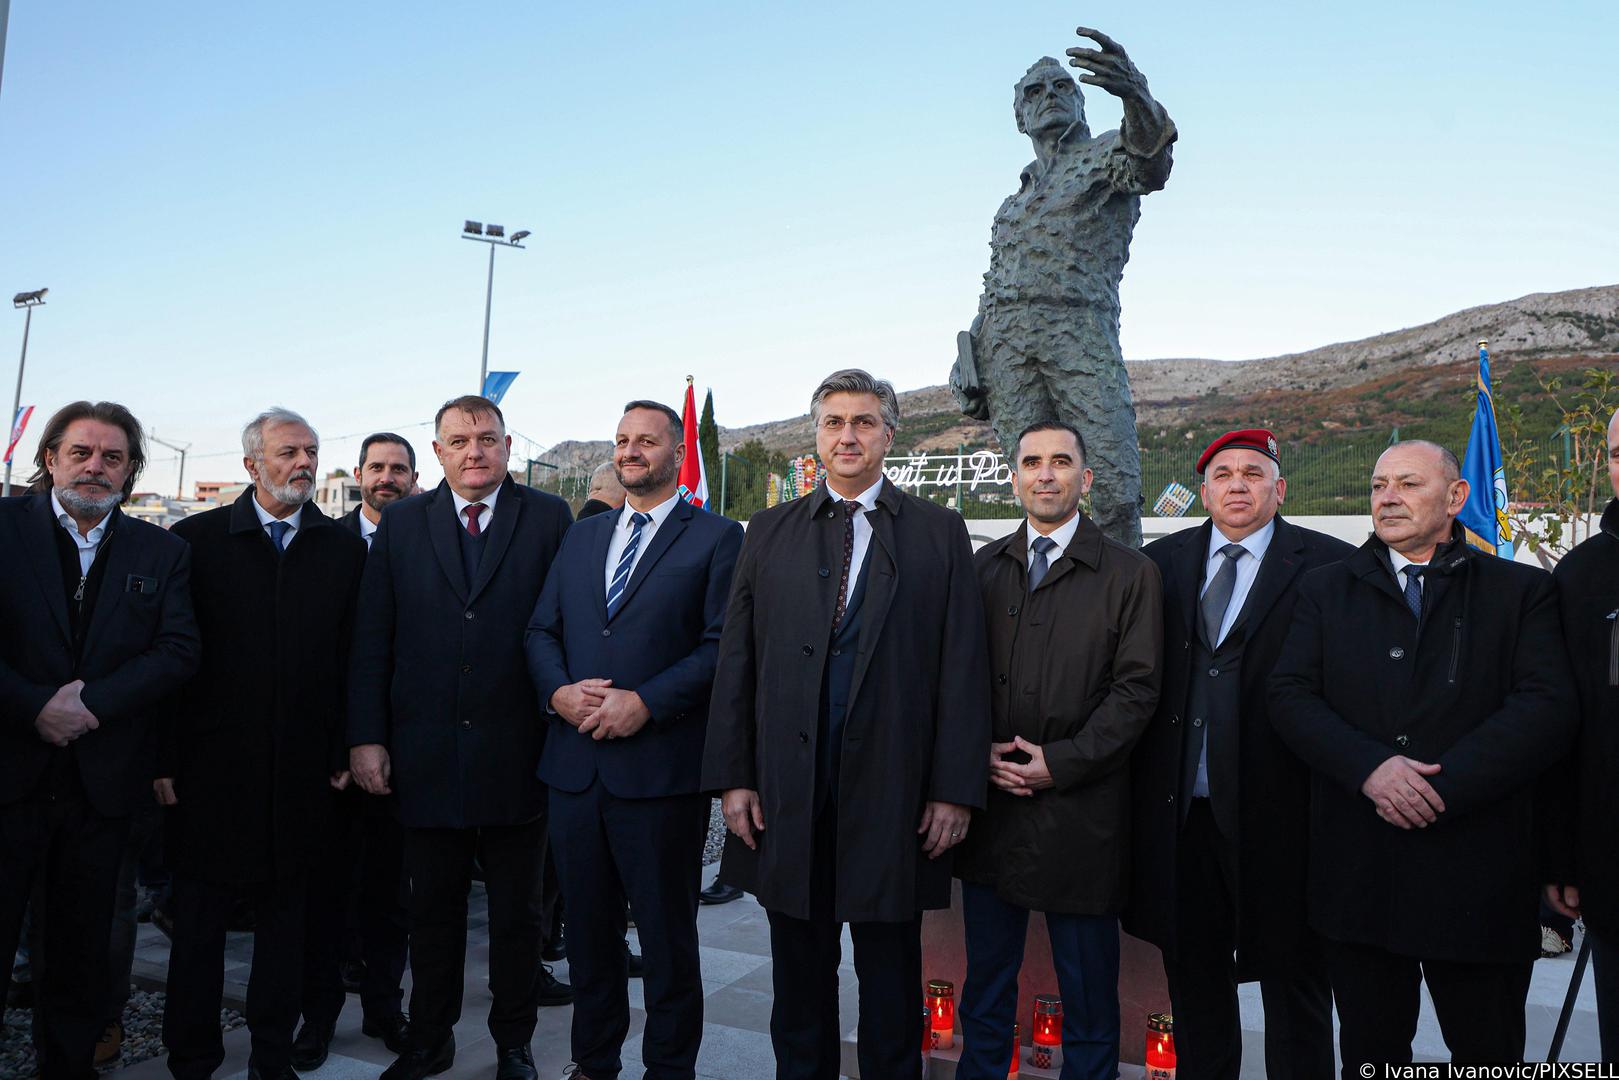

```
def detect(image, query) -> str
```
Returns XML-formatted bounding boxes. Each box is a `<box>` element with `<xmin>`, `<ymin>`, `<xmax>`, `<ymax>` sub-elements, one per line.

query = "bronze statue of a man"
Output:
<box><xmin>952</xmin><ymin>27</ymin><xmax>1175</xmax><ymax>547</ymax></box>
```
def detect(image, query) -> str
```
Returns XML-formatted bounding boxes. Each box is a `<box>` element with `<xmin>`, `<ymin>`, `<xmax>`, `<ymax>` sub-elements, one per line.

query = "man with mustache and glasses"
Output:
<box><xmin>158</xmin><ymin>408</ymin><xmax>367</xmax><ymax>1080</ymax></box>
<box><xmin>1271</xmin><ymin>440</ymin><xmax>1577</xmax><ymax>1071</ymax></box>
<box><xmin>288</xmin><ymin>433</ymin><xmax>421</xmax><ymax>1070</ymax></box>
<box><xmin>0</xmin><ymin>401</ymin><xmax>200</xmax><ymax>1079</ymax></box>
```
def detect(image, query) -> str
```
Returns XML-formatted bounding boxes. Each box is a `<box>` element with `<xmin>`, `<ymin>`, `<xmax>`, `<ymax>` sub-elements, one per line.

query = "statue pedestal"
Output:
<box><xmin>839</xmin><ymin>882</ymin><xmax>1170</xmax><ymax>1077</ymax></box>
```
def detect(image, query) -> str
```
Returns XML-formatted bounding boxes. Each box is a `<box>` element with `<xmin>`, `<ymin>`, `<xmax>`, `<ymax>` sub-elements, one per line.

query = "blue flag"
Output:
<box><xmin>1458</xmin><ymin>342</ymin><xmax>1514</xmax><ymax>558</ymax></box>
<box><xmin>482</xmin><ymin>371</ymin><xmax>520</xmax><ymax>405</ymax></box>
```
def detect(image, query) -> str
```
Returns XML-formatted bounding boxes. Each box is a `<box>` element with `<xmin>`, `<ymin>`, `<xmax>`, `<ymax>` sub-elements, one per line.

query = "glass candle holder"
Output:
<box><xmin>1029</xmin><ymin>994</ymin><xmax>1062</xmax><ymax>1070</ymax></box>
<box><xmin>926</xmin><ymin>980</ymin><xmax>955</xmax><ymax>1050</ymax></box>
<box><xmin>1146</xmin><ymin>1012</ymin><xmax>1176</xmax><ymax>1079</ymax></box>
<box><xmin>1007</xmin><ymin>1022</ymin><xmax>1020</xmax><ymax>1078</ymax></box>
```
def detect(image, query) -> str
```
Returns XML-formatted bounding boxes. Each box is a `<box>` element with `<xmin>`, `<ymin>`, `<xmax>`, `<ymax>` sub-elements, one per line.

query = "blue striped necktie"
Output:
<box><xmin>606</xmin><ymin>511</ymin><xmax>651</xmax><ymax>619</ymax></box>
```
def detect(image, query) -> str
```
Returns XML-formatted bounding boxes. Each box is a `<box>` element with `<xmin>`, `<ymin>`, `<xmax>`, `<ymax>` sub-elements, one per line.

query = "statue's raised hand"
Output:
<box><xmin>1065</xmin><ymin>27</ymin><xmax>1151</xmax><ymax>105</ymax></box>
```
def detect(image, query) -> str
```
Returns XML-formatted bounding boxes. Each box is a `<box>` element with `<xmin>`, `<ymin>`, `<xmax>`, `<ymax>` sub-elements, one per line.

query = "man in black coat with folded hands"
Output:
<box><xmin>159</xmin><ymin>407</ymin><xmax>366</xmax><ymax>1080</ymax></box>
<box><xmin>1270</xmin><ymin>439</ymin><xmax>1576</xmax><ymax>1072</ymax></box>
<box><xmin>349</xmin><ymin>395</ymin><xmax>572</xmax><ymax>1080</ymax></box>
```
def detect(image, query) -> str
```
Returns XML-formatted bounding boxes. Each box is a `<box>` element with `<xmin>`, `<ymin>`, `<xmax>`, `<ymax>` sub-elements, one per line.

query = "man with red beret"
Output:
<box><xmin>1124</xmin><ymin>429</ymin><xmax>1353</xmax><ymax>1080</ymax></box>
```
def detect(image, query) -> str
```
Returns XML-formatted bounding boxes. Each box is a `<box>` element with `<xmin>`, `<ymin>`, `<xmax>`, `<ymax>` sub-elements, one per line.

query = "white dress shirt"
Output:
<box><xmin>1200</xmin><ymin>517</ymin><xmax>1276</xmax><ymax>648</ymax></box>
<box><xmin>826</xmin><ymin>477</ymin><xmax>886</xmax><ymax>599</ymax></box>
<box><xmin>604</xmin><ymin>492</ymin><xmax>682</xmax><ymax>597</ymax></box>
<box><xmin>1388</xmin><ymin>548</ymin><xmax>1427</xmax><ymax>597</ymax></box>
<box><xmin>451</xmin><ymin>483</ymin><xmax>501</xmax><ymax>535</ymax></box>
<box><xmin>51</xmin><ymin>490</ymin><xmax>111</xmax><ymax>576</ymax></box>
<box><xmin>1024</xmin><ymin>513</ymin><xmax>1083</xmax><ymax>560</ymax></box>
<box><xmin>357</xmin><ymin>510</ymin><xmax>378</xmax><ymax>549</ymax></box>
<box><xmin>251</xmin><ymin>491</ymin><xmax>301</xmax><ymax>547</ymax></box>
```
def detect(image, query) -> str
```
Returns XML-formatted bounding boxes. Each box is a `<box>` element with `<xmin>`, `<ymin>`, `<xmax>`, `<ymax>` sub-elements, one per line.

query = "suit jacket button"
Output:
<box><xmin>1170</xmin><ymin>715</ymin><xmax>1180</xmax><ymax>725</ymax></box>
<box><xmin>998</xmin><ymin>674</ymin><xmax>1008</xmax><ymax>685</ymax></box>
<box><xmin>802</xmin><ymin>644</ymin><xmax>814</xmax><ymax>656</ymax></box>
<box><xmin>1396</xmin><ymin>734</ymin><xmax>1410</xmax><ymax>747</ymax></box>
<box><xmin>798</xmin><ymin>731</ymin><xmax>808</xmax><ymax>743</ymax></box>
<box><xmin>461</xmin><ymin>664</ymin><xmax>471</xmax><ymax>674</ymax></box>
<box><xmin>1389</xmin><ymin>647</ymin><xmax>1405</xmax><ymax>659</ymax></box>
<box><xmin>602</xmin><ymin>629</ymin><xmax>612</xmax><ymax>638</ymax></box>
<box><xmin>1007</xmin><ymin>605</ymin><xmax>1019</xmax><ymax>616</ymax></box>
<box><xmin>1167</xmin><ymin>794</ymin><xmax>1175</xmax><ymax>803</ymax></box>
<box><xmin>819</xmin><ymin>567</ymin><xmax>830</xmax><ymax>577</ymax></box>
<box><xmin>831</xmin><ymin>647</ymin><xmax>842</xmax><ymax>657</ymax></box>
<box><xmin>1208</xmin><ymin>667</ymin><xmax>1220</xmax><ymax>678</ymax></box>
<box><xmin>461</xmin><ymin>720</ymin><xmax>471</xmax><ymax>729</ymax></box>
<box><xmin>465</xmin><ymin>610</ymin><xmax>475</xmax><ymax>620</ymax></box>
<box><xmin>1192</xmin><ymin>717</ymin><xmax>1203</xmax><ymax>728</ymax></box>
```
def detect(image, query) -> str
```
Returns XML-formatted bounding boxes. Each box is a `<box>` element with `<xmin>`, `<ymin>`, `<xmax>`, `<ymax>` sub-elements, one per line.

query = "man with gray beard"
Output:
<box><xmin>0</xmin><ymin>401</ymin><xmax>200</xmax><ymax>1079</ymax></box>
<box><xmin>159</xmin><ymin>408</ymin><xmax>367</xmax><ymax>1080</ymax></box>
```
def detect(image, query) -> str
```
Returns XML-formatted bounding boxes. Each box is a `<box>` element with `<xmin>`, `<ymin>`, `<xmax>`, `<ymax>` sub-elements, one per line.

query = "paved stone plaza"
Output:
<box><xmin>79</xmin><ymin>864</ymin><xmax>1602</xmax><ymax>1077</ymax></box>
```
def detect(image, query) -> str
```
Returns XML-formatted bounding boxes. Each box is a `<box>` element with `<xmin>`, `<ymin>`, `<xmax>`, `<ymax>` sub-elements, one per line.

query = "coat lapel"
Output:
<box><xmin>610</xmin><ymin>499</ymin><xmax>691</xmax><ymax>621</ymax></box>
<box><xmin>1171</xmin><ymin>521</ymin><xmax>1212</xmax><ymax>642</ymax></box>
<box><xmin>426</xmin><ymin>482</ymin><xmax>470</xmax><ymax>603</ymax></box>
<box><xmin>467</xmin><ymin>479</ymin><xmax>520</xmax><ymax>604</ymax></box>
<box><xmin>590</xmin><ymin>510</ymin><xmax>616</xmax><ymax>623</ymax></box>
<box><xmin>80</xmin><ymin>509</ymin><xmax>137</xmax><ymax>658</ymax></box>
<box><xmin>1223</xmin><ymin>516</ymin><xmax>1305</xmax><ymax>644</ymax></box>
<box><xmin>847</xmin><ymin>488</ymin><xmax>901</xmax><ymax>709</ymax></box>
<box><xmin>24</xmin><ymin>494</ymin><xmax>72</xmax><ymax>645</ymax></box>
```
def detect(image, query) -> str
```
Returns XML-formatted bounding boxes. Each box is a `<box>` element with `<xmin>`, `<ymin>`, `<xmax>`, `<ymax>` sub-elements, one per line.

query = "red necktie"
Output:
<box><xmin>463</xmin><ymin>503</ymin><xmax>486</xmax><ymax>537</ymax></box>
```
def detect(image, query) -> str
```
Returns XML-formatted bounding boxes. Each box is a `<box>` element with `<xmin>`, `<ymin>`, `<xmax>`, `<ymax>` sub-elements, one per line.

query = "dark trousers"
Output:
<box><xmin>1586</xmin><ymin>930</ymin><xmax>1619</xmax><ymax>1062</ymax></box>
<box><xmin>550</xmin><ymin>780</ymin><xmax>708</xmax><ymax>1080</ymax></box>
<box><xmin>162</xmin><ymin>873</ymin><xmax>307</xmax><ymax>1079</ymax></box>
<box><xmin>0</xmin><ymin>794</ymin><xmax>128</xmax><ymax>1080</ymax></box>
<box><xmin>765</xmin><ymin>810</ymin><xmax>922</xmax><ymax>1080</ymax></box>
<box><xmin>301</xmin><ymin>788</ymin><xmax>410</xmax><ymax>1028</ymax></box>
<box><xmin>108</xmin><ymin>798</ymin><xmax>163</xmax><ymax>1026</ymax></box>
<box><xmin>1324</xmin><ymin>937</ymin><xmax>1533</xmax><ymax>1075</ymax></box>
<box><xmin>959</xmin><ymin>882</ymin><xmax>1119</xmax><ymax>1080</ymax></box>
<box><xmin>1165</xmin><ymin>799</ymin><xmax>1333</xmax><ymax>1080</ymax></box>
<box><xmin>404</xmin><ymin>815</ymin><xmax>547</xmax><ymax>1052</ymax></box>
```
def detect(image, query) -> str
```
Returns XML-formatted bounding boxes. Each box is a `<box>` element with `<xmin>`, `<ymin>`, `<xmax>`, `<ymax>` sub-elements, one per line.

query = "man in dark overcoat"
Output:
<box><xmin>348</xmin><ymin>395</ymin><xmax>572</xmax><ymax>1080</ymax></box>
<box><xmin>0</xmin><ymin>400</ymin><xmax>200</xmax><ymax>1080</ymax></box>
<box><xmin>1545</xmin><ymin>407</ymin><xmax>1619</xmax><ymax>1060</ymax></box>
<box><xmin>701</xmin><ymin>368</ymin><xmax>990</xmax><ymax>1080</ymax></box>
<box><xmin>158</xmin><ymin>408</ymin><xmax>365</xmax><ymax>1080</ymax></box>
<box><xmin>954</xmin><ymin>420</ymin><xmax>1161</xmax><ymax>1080</ymax></box>
<box><xmin>1270</xmin><ymin>439</ymin><xmax>1576</xmax><ymax>1071</ymax></box>
<box><xmin>292</xmin><ymin>432</ymin><xmax>419</xmax><ymax>1069</ymax></box>
<box><xmin>1124</xmin><ymin>429</ymin><xmax>1350</xmax><ymax>1080</ymax></box>
<box><xmin>527</xmin><ymin>400</ymin><xmax>743</xmax><ymax>1080</ymax></box>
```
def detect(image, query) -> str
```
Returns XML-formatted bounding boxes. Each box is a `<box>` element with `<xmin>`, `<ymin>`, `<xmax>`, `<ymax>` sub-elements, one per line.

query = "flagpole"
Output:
<box><xmin>4</xmin><ymin>300</ymin><xmax>36</xmax><ymax>497</ymax></box>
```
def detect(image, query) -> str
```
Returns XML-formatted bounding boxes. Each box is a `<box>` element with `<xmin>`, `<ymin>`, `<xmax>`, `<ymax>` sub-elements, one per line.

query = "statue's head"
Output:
<box><xmin>1014</xmin><ymin>57</ymin><xmax>1086</xmax><ymax>139</ymax></box>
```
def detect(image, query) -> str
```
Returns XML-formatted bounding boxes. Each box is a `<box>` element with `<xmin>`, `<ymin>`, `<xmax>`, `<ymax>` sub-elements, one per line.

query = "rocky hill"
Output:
<box><xmin>537</xmin><ymin>284</ymin><xmax>1619</xmax><ymax>470</ymax></box>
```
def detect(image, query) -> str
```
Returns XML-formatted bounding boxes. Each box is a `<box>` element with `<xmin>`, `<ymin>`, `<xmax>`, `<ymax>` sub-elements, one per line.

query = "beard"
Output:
<box><xmin>363</xmin><ymin>482</ymin><xmax>403</xmax><ymax>513</ymax></box>
<box><xmin>56</xmin><ymin>480</ymin><xmax>122</xmax><ymax>519</ymax></box>
<box><xmin>616</xmin><ymin>455</ymin><xmax>679</xmax><ymax>495</ymax></box>
<box><xmin>262</xmin><ymin>469</ymin><xmax>315</xmax><ymax>508</ymax></box>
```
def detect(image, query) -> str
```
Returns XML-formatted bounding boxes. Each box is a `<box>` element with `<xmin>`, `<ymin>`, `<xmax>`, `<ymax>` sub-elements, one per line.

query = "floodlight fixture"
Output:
<box><xmin>12</xmin><ymin>288</ymin><xmax>47</xmax><ymax>307</ymax></box>
<box><xmin>510</xmin><ymin>230</ymin><xmax>531</xmax><ymax>244</ymax></box>
<box><xmin>485</xmin><ymin>224</ymin><xmax>505</xmax><ymax>238</ymax></box>
<box><xmin>464</xmin><ymin>221</ymin><xmax>484</xmax><ymax>235</ymax></box>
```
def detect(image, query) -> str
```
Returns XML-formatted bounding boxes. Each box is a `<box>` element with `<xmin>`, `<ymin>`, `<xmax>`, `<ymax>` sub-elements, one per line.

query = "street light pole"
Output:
<box><xmin>150</xmin><ymin>433</ymin><xmax>191</xmax><ymax>499</ymax></box>
<box><xmin>460</xmin><ymin>221</ymin><xmax>529</xmax><ymax>395</ymax></box>
<box><xmin>5</xmin><ymin>288</ymin><xmax>47</xmax><ymax>497</ymax></box>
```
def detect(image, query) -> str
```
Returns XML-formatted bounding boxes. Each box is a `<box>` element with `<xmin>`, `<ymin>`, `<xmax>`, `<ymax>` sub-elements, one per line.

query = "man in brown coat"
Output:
<box><xmin>954</xmin><ymin>420</ymin><xmax>1162</xmax><ymax>1080</ymax></box>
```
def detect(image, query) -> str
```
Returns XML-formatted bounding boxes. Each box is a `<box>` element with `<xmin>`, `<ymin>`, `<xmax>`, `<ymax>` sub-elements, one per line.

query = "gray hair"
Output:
<box><xmin>590</xmin><ymin>461</ymin><xmax>618</xmax><ymax>486</ymax></box>
<box><xmin>242</xmin><ymin>407</ymin><xmax>317</xmax><ymax>462</ymax></box>
<box><xmin>810</xmin><ymin>369</ymin><xmax>900</xmax><ymax>432</ymax></box>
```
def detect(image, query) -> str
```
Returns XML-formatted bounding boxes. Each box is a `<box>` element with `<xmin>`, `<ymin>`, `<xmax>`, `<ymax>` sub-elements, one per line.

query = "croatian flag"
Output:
<box><xmin>4</xmin><ymin>405</ymin><xmax>33</xmax><ymax>465</ymax></box>
<box><xmin>677</xmin><ymin>378</ymin><xmax>709</xmax><ymax>508</ymax></box>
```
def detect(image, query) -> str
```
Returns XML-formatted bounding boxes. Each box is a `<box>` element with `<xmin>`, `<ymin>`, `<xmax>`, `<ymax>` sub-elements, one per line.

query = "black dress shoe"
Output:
<box><xmin>290</xmin><ymin>1019</ymin><xmax>334</xmax><ymax>1071</ymax></box>
<box><xmin>541</xmin><ymin>925</ymin><xmax>566</xmax><ymax>962</ymax></box>
<box><xmin>624</xmin><ymin>939</ymin><xmax>645</xmax><ymax>980</ymax></box>
<box><xmin>495</xmin><ymin>1044</ymin><xmax>538</xmax><ymax>1080</ymax></box>
<box><xmin>698</xmin><ymin>881</ymin><xmax>744</xmax><ymax>905</ymax></box>
<box><xmin>381</xmin><ymin>1035</ymin><xmax>455</xmax><ymax>1080</ymax></box>
<box><xmin>362</xmin><ymin>1011</ymin><xmax>412</xmax><ymax>1054</ymax></box>
<box><xmin>340</xmin><ymin>957</ymin><xmax>367</xmax><ymax>994</ymax></box>
<box><xmin>536</xmin><ymin>962</ymin><xmax>574</xmax><ymax>1006</ymax></box>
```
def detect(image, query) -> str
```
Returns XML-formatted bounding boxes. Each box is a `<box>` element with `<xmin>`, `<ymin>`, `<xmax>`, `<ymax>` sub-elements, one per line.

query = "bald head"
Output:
<box><xmin>1371</xmin><ymin>440</ymin><xmax>1470</xmax><ymax>560</ymax></box>
<box><xmin>587</xmin><ymin>460</ymin><xmax>626</xmax><ymax>508</ymax></box>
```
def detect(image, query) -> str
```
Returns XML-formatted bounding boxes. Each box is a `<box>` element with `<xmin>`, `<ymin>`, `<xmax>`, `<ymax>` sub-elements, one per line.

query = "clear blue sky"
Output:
<box><xmin>3</xmin><ymin>1</ymin><xmax>1615</xmax><ymax>493</ymax></box>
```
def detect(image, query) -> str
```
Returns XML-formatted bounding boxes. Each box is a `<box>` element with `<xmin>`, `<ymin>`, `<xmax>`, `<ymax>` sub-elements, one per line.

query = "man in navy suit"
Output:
<box><xmin>349</xmin><ymin>396</ymin><xmax>573</xmax><ymax>1080</ymax></box>
<box><xmin>0</xmin><ymin>401</ymin><xmax>200</xmax><ymax>1080</ymax></box>
<box><xmin>527</xmin><ymin>400</ymin><xmax>742</xmax><ymax>1080</ymax></box>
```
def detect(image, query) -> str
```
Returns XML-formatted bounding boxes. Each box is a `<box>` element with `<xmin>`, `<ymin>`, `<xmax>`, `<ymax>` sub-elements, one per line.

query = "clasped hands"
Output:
<box><xmin>551</xmin><ymin>678</ymin><xmax>650</xmax><ymax>741</ymax></box>
<box><xmin>721</xmin><ymin>788</ymin><xmax>971</xmax><ymax>860</ymax></box>
<box><xmin>1361</xmin><ymin>755</ymin><xmax>1445</xmax><ymax>829</ymax></box>
<box><xmin>990</xmin><ymin>736</ymin><xmax>1054</xmax><ymax>797</ymax></box>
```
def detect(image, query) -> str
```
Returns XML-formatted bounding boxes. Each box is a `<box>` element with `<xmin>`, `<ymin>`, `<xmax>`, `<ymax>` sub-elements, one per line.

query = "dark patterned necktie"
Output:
<box><xmin>1403</xmin><ymin>564</ymin><xmax>1426</xmax><ymax>620</ymax></box>
<box><xmin>463</xmin><ymin>502</ymin><xmax>486</xmax><ymax>537</ymax></box>
<box><xmin>1027</xmin><ymin>535</ymin><xmax>1057</xmax><ymax>591</ymax></box>
<box><xmin>832</xmin><ymin>500</ymin><xmax>859</xmax><ymax>630</ymax></box>
<box><xmin>1200</xmin><ymin>543</ymin><xmax>1245</xmax><ymax>646</ymax></box>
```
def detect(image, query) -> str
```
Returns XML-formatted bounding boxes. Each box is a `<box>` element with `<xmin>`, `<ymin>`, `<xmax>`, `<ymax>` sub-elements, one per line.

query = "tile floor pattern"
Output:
<box><xmin>110</xmin><ymin>866</ymin><xmax>1602</xmax><ymax>1079</ymax></box>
